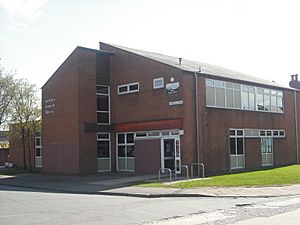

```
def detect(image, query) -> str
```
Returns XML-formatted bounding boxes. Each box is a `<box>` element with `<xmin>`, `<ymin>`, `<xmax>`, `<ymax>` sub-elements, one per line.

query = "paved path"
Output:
<box><xmin>0</xmin><ymin>173</ymin><xmax>300</xmax><ymax>198</ymax></box>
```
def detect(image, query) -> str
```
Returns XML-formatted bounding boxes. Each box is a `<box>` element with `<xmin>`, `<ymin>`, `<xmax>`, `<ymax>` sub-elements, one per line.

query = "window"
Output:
<box><xmin>117</xmin><ymin>133</ymin><xmax>135</xmax><ymax>171</ymax></box>
<box><xmin>118</xmin><ymin>82</ymin><xmax>139</xmax><ymax>94</ymax></box>
<box><xmin>153</xmin><ymin>77</ymin><xmax>164</xmax><ymax>89</ymax></box>
<box><xmin>97</xmin><ymin>85</ymin><xmax>110</xmax><ymax>124</ymax></box>
<box><xmin>229</xmin><ymin>129</ymin><xmax>245</xmax><ymax>169</ymax></box>
<box><xmin>261</xmin><ymin>138</ymin><xmax>273</xmax><ymax>166</ymax></box>
<box><xmin>35</xmin><ymin>132</ymin><xmax>42</xmax><ymax>157</ymax></box>
<box><xmin>97</xmin><ymin>133</ymin><xmax>110</xmax><ymax>158</ymax></box>
<box><xmin>205</xmin><ymin>78</ymin><xmax>284</xmax><ymax>113</ymax></box>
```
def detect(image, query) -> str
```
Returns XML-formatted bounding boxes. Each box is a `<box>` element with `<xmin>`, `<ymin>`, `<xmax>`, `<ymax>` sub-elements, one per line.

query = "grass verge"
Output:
<box><xmin>137</xmin><ymin>165</ymin><xmax>300</xmax><ymax>188</ymax></box>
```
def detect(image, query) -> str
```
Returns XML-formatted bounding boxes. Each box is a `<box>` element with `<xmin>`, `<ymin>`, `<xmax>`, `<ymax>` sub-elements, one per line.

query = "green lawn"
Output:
<box><xmin>138</xmin><ymin>165</ymin><xmax>300</xmax><ymax>188</ymax></box>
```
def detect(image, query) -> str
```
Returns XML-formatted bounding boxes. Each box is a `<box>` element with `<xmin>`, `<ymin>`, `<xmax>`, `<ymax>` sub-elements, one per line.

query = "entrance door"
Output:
<box><xmin>161</xmin><ymin>137</ymin><xmax>181</xmax><ymax>173</ymax></box>
<box><xmin>261</xmin><ymin>137</ymin><xmax>273</xmax><ymax>166</ymax></box>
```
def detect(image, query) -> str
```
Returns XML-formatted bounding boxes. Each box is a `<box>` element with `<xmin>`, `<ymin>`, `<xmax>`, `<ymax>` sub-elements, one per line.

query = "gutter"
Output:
<box><xmin>294</xmin><ymin>90</ymin><xmax>299</xmax><ymax>164</ymax></box>
<box><xmin>194</xmin><ymin>72</ymin><xmax>200</xmax><ymax>171</ymax></box>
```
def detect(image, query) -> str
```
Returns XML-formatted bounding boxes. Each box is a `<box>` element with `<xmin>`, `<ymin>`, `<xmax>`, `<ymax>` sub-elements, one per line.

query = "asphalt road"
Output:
<box><xmin>0</xmin><ymin>185</ymin><xmax>299</xmax><ymax>225</ymax></box>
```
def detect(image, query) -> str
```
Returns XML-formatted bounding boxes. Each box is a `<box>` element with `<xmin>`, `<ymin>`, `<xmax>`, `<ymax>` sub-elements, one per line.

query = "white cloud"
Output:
<box><xmin>0</xmin><ymin>0</ymin><xmax>48</xmax><ymax>30</ymax></box>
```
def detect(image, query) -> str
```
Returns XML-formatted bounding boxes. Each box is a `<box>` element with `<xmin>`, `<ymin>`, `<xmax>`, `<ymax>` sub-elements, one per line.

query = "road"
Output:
<box><xmin>0</xmin><ymin>185</ymin><xmax>299</xmax><ymax>225</ymax></box>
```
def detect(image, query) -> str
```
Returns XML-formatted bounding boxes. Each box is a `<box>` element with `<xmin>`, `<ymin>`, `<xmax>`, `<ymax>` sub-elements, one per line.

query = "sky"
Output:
<box><xmin>0</xmin><ymin>0</ymin><xmax>300</xmax><ymax>88</ymax></box>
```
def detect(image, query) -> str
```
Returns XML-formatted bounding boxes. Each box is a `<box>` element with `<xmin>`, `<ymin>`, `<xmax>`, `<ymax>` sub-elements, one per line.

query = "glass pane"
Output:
<box><xmin>261</xmin><ymin>138</ymin><xmax>266</xmax><ymax>153</ymax></box>
<box><xmin>154</xmin><ymin>78</ymin><xmax>164</xmax><ymax>88</ymax></box>
<box><xmin>215</xmin><ymin>80</ymin><xmax>225</xmax><ymax>88</ymax></box>
<box><xmin>233</xmin><ymin>83</ymin><xmax>241</xmax><ymax>90</ymax></box>
<box><xmin>127</xmin><ymin>145</ymin><xmax>134</xmax><ymax>157</ymax></box>
<box><xmin>97</xmin><ymin>86</ymin><xmax>108</xmax><ymax>94</ymax></box>
<box><xmin>129</xmin><ymin>84</ymin><xmax>139</xmax><ymax>91</ymax></box>
<box><xmin>136</xmin><ymin>132</ymin><xmax>147</xmax><ymax>137</ymax></box>
<box><xmin>98</xmin><ymin>133</ymin><xmax>109</xmax><ymax>140</ymax></box>
<box><xmin>257</xmin><ymin>93</ymin><xmax>264</xmax><ymax>110</ymax></box>
<box><xmin>126</xmin><ymin>133</ymin><xmax>134</xmax><ymax>143</ymax></box>
<box><xmin>237</xmin><ymin>138</ymin><xmax>244</xmax><ymax>154</ymax></box>
<box><xmin>97</xmin><ymin>95</ymin><xmax>109</xmax><ymax>111</ymax></box>
<box><xmin>97</xmin><ymin>141</ymin><xmax>109</xmax><ymax>158</ymax></box>
<box><xmin>279</xmin><ymin>130</ymin><xmax>285</xmax><ymax>136</ymax></box>
<box><xmin>35</xmin><ymin>147</ymin><xmax>41</xmax><ymax>157</ymax></box>
<box><xmin>237</xmin><ymin>130</ymin><xmax>243</xmax><ymax>136</ymax></box>
<box><xmin>241</xmin><ymin>91</ymin><xmax>248</xmax><ymax>109</ymax></box>
<box><xmin>234</xmin><ymin>90</ymin><xmax>241</xmax><ymax>108</ymax></box>
<box><xmin>273</xmin><ymin>131</ymin><xmax>279</xmax><ymax>136</ymax></box>
<box><xmin>249</xmin><ymin>92</ymin><xmax>255</xmax><ymax>110</ymax></box>
<box><xmin>277</xmin><ymin>96</ymin><xmax>283</xmax><ymax>112</ymax></box>
<box><xmin>226</xmin><ymin>82</ymin><xmax>234</xmax><ymax>89</ymax></box>
<box><xmin>230</xmin><ymin>138</ymin><xmax>236</xmax><ymax>155</ymax></box>
<box><xmin>226</xmin><ymin>89</ymin><xmax>234</xmax><ymax>108</ymax></box>
<box><xmin>118</xmin><ymin>158</ymin><xmax>126</xmax><ymax>170</ymax></box>
<box><xmin>205</xmin><ymin>79</ymin><xmax>214</xmax><ymax>87</ymax></box>
<box><xmin>264</xmin><ymin>94</ymin><xmax>271</xmax><ymax>111</ymax></box>
<box><xmin>97</xmin><ymin>112</ymin><xmax>109</xmax><ymax>124</ymax></box>
<box><xmin>118</xmin><ymin>146</ymin><xmax>125</xmax><ymax>157</ymax></box>
<box><xmin>206</xmin><ymin>86</ymin><xmax>215</xmax><ymax>106</ymax></box>
<box><xmin>260</xmin><ymin>130</ymin><xmax>266</xmax><ymax>136</ymax></box>
<box><xmin>118</xmin><ymin>86</ymin><xmax>128</xmax><ymax>93</ymax></box>
<box><xmin>229</xmin><ymin>130</ymin><xmax>235</xmax><ymax>136</ymax></box>
<box><xmin>164</xmin><ymin>139</ymin><xmax>174</xmax><ymax>157</ymax></box>
<box><xmin>35</xmin><ymin>138</ymin><xmax>41</xmax><ymax>146</ymax></box>
<box><xmin>118</xmin><ymin>134</ymin><xmax>125</xmax><ymax>144</ymax></box>
<box><xmin>216</xmin><ymin>88</ymin><xmax>225</xmax><ymax>107</ymax></box>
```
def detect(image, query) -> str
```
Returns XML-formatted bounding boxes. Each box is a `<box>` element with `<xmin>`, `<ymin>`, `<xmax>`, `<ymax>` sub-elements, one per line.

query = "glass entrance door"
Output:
<box><xmin>161</xmin><ymin>137</ymin><xmax>181</xmax><ymax>174</ymax></box>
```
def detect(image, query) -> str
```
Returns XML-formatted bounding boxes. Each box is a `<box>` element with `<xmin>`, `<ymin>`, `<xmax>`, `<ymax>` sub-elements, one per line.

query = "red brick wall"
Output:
<box><xmin>199</xmin><ymin>77</ymin><xmax>298</xmax><ymax>174</ymax></box>
<box><xmin>0</xmin><ymin>149</ymin><xmax>9</xmax><ymax>166</ymax></box>
<box><xmin>78</xmin><ymin>50</ymin><xmax>98</xmax><ymax>174</ymax></box>
<box><xmin>42</xmin><ymin>48</ymin><xmax>81</xmax><ymax>174</ymax></box>
<box><xmin>9</xmin><ymin>127</ymin><xmax>35</xmax><ymax>169</ymax></box>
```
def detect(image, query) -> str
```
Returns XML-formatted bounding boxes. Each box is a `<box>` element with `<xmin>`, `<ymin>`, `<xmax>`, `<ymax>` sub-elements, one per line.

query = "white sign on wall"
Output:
<box><xmin>44</xmin><ymin>98</ymin><xmax>56</xmax><ymax>115</ymax></box>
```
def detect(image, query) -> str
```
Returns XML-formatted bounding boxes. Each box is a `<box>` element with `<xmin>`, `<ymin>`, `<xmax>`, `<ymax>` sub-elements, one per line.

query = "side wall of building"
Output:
<box><xmin>198</xmin><ymin>75</ymin><xmax>298</xmax><ymax>175</ymax></box>
<box><xmin>42</xmin><ymin>49</ymin><xmax>81</xmax><ymax>174</ymax></box>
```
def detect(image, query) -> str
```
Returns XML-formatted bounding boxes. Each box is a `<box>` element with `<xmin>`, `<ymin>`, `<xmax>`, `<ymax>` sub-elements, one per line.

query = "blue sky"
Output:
<box><xmin>0</xmin><ymin>0</ymin><xmax>300</xmax><ymax>88</ymax></box>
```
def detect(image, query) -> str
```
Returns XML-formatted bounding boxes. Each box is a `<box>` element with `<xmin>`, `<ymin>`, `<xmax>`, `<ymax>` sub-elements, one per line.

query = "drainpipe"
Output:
<box><xmin>194</xmin><ymin>72</ymin><xmax>200</xmax><ymax>172</ymax></box>
<box><xmin>294</xmin><ymin>90</ymin><xmax>299</xmax><ymax>164</ymax></box>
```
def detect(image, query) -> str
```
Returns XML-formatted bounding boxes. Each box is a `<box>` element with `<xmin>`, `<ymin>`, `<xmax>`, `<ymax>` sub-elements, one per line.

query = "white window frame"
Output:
<box><xmin>205</xmin><ymin>78</ymin><xmax>284</xmax><ymax>114</ymax></box>
<box><xmin>97</xmin><ymin>132</ymin><xmax>111</xmax><ymax>172</ymax></box>
<box><xmin>153</xmin><ymin>77</ymin><xmax>164</xmax><ymax>89</ymax></box>
<box><xmin>35</xmin><ymin>132</ymin><xmax>42</xmax><ymax>158</ymax></box>
<box><xmin>118</xmin><ymin>82</ymin><xmax>139</xmax><ymax>95</ymax></box>
<box><xmin>116</xmin><ymin>132</ymin><xmax>135</xmax><ymax>172</ymax></box>
<box><xmin>96</xmin><ymin>85</ymin><xmax>110</xmax><ymax>125</ymax></box>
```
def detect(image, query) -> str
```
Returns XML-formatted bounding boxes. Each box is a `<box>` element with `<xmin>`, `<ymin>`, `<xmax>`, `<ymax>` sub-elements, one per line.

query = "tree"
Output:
<box><xmin>0</xmin><ymin>61</ymin><xmax>16</xmax><ymax>129</ymax></box>
<box><xmin>10</xmin><ymin>79</ymin><xmax>41</xmax><ymax>171</ymax></box>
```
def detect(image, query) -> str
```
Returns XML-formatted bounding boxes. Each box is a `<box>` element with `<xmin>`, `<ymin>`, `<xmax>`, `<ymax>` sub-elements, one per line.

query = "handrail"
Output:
<box><xmin>174</xmin><ymin>165</ymin><xmax>189</xmax><ymax>180</ymax></box>
<box><xmin>158</xmin><ymin>168</ymin><xmax>172</xmax><ymax>183</ymax></box>
<box><xmin>191</xmin><ymin>163</ymin><xmax>205</xmax><ymax>178</ymax></box>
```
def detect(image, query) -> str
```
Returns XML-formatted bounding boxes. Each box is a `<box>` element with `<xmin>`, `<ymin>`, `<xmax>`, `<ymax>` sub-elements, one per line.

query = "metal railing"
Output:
<box><xmin>174</xmin><ymin>165</ymin><xmax>189</xmax><ymax>180</ymax></box>
<box><xmin>191</xmin><ymin>163</ymin><xmax>205</xmax><ymax>178</ymax></box>
<box><xmin>158</xmin><ymin>168</ymin><xmax>172</xmax><ymax>182</ymax></box>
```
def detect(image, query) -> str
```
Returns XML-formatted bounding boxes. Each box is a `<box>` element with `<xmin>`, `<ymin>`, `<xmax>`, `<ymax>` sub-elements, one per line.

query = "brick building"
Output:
<box><xmin>40</xmin><ymin>43</ymin><xmax>300</xmax><ymax>175</ymax></box>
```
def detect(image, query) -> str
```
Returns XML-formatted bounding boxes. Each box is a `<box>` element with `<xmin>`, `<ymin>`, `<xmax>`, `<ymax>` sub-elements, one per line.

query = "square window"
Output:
<box><xmin>118</xmin><ymin>134</ymin><xmax>125</xmax><ymax>144</ymax></box>
<box><xmin>97</xmin><ymin>85</ymin><xmax>109</xmax><ymax>94</ymax></box>
<box><xmin>129</xmin><ymin>84</ymin><xmax>139</xmax><ymax>91</ymax></box>
<box><xmin>153</xmin><ymin>77</ymin><xmax>164</xmax><ymax>89</ymax></box>
<box><xmin>118</xmin><ymin>86</ymin><xmax>128</xmax><ymax>94</ymax></box>
<box><xmin>126</xmin><ymin>133</ymin><xmax>134</xmax><ymax>143</ymax></box>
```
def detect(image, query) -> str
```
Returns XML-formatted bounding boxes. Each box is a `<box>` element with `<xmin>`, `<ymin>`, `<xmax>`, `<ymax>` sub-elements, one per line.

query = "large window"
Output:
<box><xmin>97</xmin><ymin>85</ymin><xmax>110</xmax><ymax>124</ymax></box>
<box><xmin>117</xmin><ymin>133</ymin><xmax>135</xmax><ymax>171</ymax></box>
<box><xmin>206</xmin><ymin>78</ymin><xmax>284</xmax><ymax>113</ymax></box>
<box><xmin>118</xmin><ymin>82</ymin><xmax>139</xmax><ymax>95</ymax></box>
<box><xmin>229</xmin><ymin>129</ymin><xmax>245</xmax><ymax>169</ymax></box>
